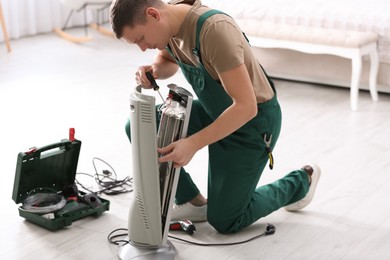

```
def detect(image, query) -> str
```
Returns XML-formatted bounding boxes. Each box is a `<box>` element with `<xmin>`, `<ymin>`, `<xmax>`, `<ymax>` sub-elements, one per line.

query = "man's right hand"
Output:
<box><xmin>135</xmin><ymin>65</ymin><xmax>158</xmax><ymax>88</ymax></box>
<box><xmin>135</xmin><ymin>49</ymin><xmax>179</xmax><ymax>88</ymax></box>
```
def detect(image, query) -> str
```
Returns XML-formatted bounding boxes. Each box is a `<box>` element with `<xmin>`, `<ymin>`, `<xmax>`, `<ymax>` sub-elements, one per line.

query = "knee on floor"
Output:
<box><xmin>208</xmin><ymin>215</ymin><xmax>241</xmax><ymax>234</ymax></box>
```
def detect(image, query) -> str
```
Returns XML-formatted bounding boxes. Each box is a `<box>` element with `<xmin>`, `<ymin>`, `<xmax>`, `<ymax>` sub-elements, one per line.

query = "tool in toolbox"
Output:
<box><xmin>12</xmin><ymin>128</ymin><xmax>110</xmax><ymax>231</ymax></box>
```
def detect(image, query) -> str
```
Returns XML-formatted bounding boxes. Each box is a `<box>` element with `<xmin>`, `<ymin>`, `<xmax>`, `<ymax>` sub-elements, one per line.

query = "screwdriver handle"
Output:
<box><xmin>145</xmin><ymin>71</ymin><xmax>159</xmax><ymax>91</ymax></box>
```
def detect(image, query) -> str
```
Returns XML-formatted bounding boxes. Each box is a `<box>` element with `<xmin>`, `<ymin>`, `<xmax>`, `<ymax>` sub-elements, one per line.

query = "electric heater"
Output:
<box><xmin>118</xmin><ymin>84</ymin><xmax>193</xmax><ymax>260</ymax></box>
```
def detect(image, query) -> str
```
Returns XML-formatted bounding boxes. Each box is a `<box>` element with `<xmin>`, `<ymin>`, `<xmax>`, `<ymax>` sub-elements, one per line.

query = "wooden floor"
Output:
<box><xmin>1</xmin><ymin>29</ymin><xmax>390</xmax><ymax>260</ymax></box>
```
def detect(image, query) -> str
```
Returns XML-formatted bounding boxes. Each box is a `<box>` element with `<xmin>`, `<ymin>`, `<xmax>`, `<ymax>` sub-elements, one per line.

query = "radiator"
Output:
<box><xmin>119</xmin><ymin>84</ymin><xmax>193</xmax><ymax>260</ymax></box>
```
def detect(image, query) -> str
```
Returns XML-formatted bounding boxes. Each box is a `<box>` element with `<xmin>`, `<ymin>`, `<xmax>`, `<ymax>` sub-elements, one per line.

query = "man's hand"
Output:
<box><xmin>135</xmin><ymin>49</ymin><xmax>179</xmax><ymax>88</ymax></box>
<box><xmin>135</xmin><ymin>65</ymin><xmax>159</xmax><ymax>88</ymax></box>
<box><xmin>157</xmin><ymin>138</ymin><xmax>199</xmax><ymax>168</ymax></box>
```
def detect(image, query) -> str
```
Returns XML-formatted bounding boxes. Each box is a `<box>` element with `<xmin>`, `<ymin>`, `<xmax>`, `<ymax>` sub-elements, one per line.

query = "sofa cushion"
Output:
<box><xmin>235</xmin><ymin>19</ymin><xmax>378</xmax><ymax>48</ymax></box>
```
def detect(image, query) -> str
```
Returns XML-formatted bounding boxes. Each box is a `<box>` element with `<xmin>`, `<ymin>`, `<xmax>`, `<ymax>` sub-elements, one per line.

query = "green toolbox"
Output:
<box><xmin>12</xmin><ymin>131</ymin><xmax>110</xmax><ymax>231</ymax></box>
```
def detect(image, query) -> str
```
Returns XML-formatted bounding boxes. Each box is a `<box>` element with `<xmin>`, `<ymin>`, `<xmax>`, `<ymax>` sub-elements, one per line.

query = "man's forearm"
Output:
<box><xmin>188</xmin><ymin>63</ymin><xmax>258</xmax><ymax>150</ymax></box>
<box><xmin>153</xmin><ymin>53</ymin><xmax>179</xmax><ymax>79</ymax></box>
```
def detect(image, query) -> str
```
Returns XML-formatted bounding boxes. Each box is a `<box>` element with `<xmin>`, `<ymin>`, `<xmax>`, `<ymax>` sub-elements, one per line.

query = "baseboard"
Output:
<box><xmin>268</xmin><ymin>72</ymin><xmax>390</xmax><ymax>94</ymax></box>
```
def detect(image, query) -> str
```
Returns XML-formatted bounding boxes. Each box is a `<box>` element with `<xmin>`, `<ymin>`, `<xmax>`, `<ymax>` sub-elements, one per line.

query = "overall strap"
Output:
<box><xmin>192</xmin><ymin>9</ymin><xmax>226</xmax><ymax>66</ymax></box>
<box><xmin>165</xmin><ymin>44</ymin><xmax>175</xmax><ymax>60</ymax></box>
<box><xmin>170</xmin><ymin>8</ymin><xmax>275</xmax><ymax>91</ymax></box>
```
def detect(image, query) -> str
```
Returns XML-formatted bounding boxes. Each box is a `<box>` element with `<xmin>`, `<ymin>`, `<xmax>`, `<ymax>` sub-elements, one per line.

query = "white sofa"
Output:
<box><xmin>203</xmin><ymin>0</ymin><xmax>390</xmax><ymax>94</ymax></box>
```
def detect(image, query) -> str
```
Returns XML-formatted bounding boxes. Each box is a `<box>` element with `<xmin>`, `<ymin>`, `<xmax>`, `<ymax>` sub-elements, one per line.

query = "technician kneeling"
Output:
<box><xmin>111</xmin><ymin>0</ymin><xmax>321</xmax><ymax>234</ymax></box>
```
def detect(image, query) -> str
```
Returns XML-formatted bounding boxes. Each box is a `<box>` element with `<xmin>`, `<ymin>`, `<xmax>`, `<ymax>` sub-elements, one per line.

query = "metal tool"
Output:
<box><xmin>263</xmin><ymin>134</ymin><xmax>274</xmax><ymax>170</ymax></box>
<box><xmin>145</xmin><ymin>71</ymin><xmax>159</xmax><ymax>91</ymax></box>
<box><xmin>169</xmin><ymin>220</ymin><xmax>196</xmax><ymax>235</ymax></box>
<box><xmin>145</xmin><ymin>71</ymin><xmax>165</xmax><ymax>102</ymax></box>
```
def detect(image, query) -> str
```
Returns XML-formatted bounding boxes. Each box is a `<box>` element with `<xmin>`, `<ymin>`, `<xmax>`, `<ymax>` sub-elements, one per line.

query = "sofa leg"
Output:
<box><xmin>368</xmin><ymin>45</ymin><xmax>379</xmax><ymax>102</ymax></box>
<box><xmin>350</xmin><ymin>56</ymin><xmax>362</xmax><ymax>111</ymax></box>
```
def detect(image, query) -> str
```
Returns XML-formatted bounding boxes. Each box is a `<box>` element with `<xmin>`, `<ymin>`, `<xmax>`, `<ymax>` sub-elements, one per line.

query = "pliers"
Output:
<box><xmin>264</xmin><ymin>134</ymin><xmax>274</xmax><ymax>170</ymax></box>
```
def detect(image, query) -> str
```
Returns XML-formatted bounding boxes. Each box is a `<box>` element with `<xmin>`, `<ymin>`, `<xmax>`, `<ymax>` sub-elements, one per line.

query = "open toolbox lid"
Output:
<box><xmin>12</xmin><ymin>139</ymin><xmax>82</xmax><ymax>204</ymax></box>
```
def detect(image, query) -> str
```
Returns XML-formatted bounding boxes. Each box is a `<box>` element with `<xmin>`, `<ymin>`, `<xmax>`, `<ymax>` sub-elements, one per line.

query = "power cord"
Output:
<box><xmin>76</xmin><ymin>157</ymin><xmax>133</xmax><ymax>195</ymax></box>
<box><xmin>107</xmin><ymin>224</ymin><xmax>275</xmax><ymax>247</ymax></box>
<box><xmin>107</xmin><ymin>228</ymin><xmax>130</xmax><ymax>246</ymax></box>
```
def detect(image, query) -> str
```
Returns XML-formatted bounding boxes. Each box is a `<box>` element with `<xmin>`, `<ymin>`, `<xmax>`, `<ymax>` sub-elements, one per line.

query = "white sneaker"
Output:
<box><xmin>284</xmin><ymin>163</ymin><xmax>321</xmax><ymax>211</ymax></box>
<box><xmin>170</xmin><ymin>203</ymin><xmax>207</xmax><ymax>222</ymax></box>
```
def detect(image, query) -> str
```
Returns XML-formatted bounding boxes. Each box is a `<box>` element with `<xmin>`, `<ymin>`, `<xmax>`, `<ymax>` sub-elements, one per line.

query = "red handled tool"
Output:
<box><xmin>169</xmin><ymin>220</ymin><xmax>196</xmax><ymax>235</ymax></box>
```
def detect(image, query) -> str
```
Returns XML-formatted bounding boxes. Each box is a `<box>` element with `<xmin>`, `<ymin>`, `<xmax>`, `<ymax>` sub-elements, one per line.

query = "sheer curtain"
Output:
<box><xmin>0</xmin><ymin>0</ymin><xmax>105</xmax><ymax>42</ymax></box>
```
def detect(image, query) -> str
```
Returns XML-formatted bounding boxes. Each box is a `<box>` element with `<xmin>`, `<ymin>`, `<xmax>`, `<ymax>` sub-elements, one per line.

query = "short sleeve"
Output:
<box><xmin>201</xmin><ymin>18</ymin><xmax>245</xmax><ymax>74</ymax></box>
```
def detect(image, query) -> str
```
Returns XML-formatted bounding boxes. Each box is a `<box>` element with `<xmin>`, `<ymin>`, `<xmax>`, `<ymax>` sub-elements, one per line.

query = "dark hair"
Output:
<box><xmin>110</xmin><ymin>0</ymin><xmax>164</xmax><ymax>39</ymax></box>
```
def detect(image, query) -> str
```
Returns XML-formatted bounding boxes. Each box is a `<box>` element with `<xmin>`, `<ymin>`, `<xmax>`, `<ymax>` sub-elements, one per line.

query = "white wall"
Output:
<box><xmin>0</xmin><ymin>0</ymin><xmax>109</xmax><ymax>42</ymax></box>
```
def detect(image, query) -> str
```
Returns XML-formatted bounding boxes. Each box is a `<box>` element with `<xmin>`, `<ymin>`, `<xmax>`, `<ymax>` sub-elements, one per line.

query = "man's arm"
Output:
<box><xmin>153</xmin><ymin>49</ymin><xmax>179</xmax><ymax>79</ymax></box>
<box><xmin>158</xmin><ymin>62</ymin><xmax>258</xmax><ymax>167</ymax></box>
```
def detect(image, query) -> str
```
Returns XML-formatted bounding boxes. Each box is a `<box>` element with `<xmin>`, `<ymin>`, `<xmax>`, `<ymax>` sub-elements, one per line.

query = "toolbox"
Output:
<box><xmin>12</xmin><ymin>131</ymin><xmax>110</xmax><ymax>231</ymax></box>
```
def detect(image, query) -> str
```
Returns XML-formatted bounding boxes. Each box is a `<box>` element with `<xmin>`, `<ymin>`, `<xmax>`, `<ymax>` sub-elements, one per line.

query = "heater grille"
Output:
<box><xmin>140</xmin><ymin>103</ymin><xmax>153</xmax><ymax>124</ymax></box>
<box><xmin>134</xmin><ymin>185</ymin><xmax>150</xmax><ymax>229</ymax></box>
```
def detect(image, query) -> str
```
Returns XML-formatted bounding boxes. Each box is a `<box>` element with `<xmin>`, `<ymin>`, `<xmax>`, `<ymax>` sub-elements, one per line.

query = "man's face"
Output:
<box><xmin>122</xmin><ymin>10</ymin><xmax>168</xmax><ymax>51</ymax></box>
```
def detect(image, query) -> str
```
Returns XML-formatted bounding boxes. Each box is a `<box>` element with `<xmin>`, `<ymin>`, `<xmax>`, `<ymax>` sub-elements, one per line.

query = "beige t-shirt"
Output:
<box><xmin>168</xmin><ymin>0</ymin><xmax>274</xmax><ymax>103</ymax></box>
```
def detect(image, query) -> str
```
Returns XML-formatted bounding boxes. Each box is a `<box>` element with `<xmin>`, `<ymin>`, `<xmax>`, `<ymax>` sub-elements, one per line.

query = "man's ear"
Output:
<box><xmin>145</xmin><ymin>7</ymin><xmax>161</xmax><ymax>21</ymax></box>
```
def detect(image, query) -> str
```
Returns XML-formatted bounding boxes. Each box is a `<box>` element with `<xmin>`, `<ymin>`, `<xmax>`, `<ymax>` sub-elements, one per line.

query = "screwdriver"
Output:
<box><xmin>145</xmin><ymin>71</ymin><xmax>159</xmax><ymax>91</ymax></box>
<box><xmin>145</xmin><ymin>71</ymin><xmax>165</xmax><ymax>102</ymax></box>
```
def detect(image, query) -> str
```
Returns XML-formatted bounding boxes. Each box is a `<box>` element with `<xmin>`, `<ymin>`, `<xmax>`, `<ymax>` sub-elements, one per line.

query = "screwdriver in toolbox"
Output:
<box><xmin>145</xmin><ymin>71</ymin><xmax>165</xmax><ymax>102</ymax></box>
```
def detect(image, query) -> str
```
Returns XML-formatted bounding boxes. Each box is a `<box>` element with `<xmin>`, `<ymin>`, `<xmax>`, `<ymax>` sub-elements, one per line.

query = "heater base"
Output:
<box><xmin>118</xmin><ymin>240</ymin><xmax>176</xmax><ymax>260</ymax></box>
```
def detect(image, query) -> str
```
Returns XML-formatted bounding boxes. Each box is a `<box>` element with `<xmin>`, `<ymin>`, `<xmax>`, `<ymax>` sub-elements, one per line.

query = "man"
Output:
<box><xmin>110</xmin><ymin>0</ymin><xmax>321</xmax><ymax>234</ymax></box>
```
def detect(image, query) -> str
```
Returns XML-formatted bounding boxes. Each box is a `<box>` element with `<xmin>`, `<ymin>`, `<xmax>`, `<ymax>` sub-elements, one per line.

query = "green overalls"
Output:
<box><xmin>126</xmin><ymin>10</ymin><xmax>310</xmax><ymax>234</ymax></box>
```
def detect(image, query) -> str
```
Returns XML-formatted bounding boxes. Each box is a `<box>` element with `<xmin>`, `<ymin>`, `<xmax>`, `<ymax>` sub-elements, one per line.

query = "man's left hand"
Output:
<box><xmin>157</xmin><ymin>138</ymin><xmax>198</xmax><ymax>168</ymax></box>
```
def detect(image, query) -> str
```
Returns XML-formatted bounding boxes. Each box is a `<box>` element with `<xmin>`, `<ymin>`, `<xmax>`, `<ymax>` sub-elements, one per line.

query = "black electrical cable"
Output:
<box><xmin>107</xmin><ymin>228</ymin><xmax>130</xmax><ymax>246</ymax></box>
<box><xmin>76</xmin><ymin>157</ymin><xmax>133</xmax><ymax>195</ymax></box>
<box><xmin>167</xmin><ymin>233</ymin><xmax>268</xmax><ymax>246</ymax></box>
<box><xmin>107</xmin><ymin>226</ymin><xmax>275</xmax><ymax>247</ymax></box>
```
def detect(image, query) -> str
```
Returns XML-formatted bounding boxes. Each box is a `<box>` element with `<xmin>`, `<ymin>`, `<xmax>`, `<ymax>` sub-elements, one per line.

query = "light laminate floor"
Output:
<box><xmin>0</xmin><ymin>29</ymin><xmax>389</xmax><ymax>260</ymax></box>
